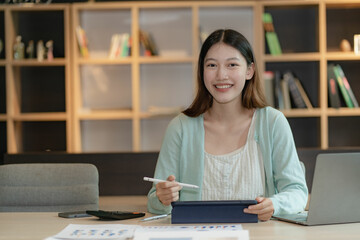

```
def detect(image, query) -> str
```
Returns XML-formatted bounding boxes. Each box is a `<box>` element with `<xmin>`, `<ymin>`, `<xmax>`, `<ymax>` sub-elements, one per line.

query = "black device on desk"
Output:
<box><xmin>171</xmin><ymin>200</ymin><xmax>258</xmax><ymax>224</ymax></box>
<box><xmin>58</xmin><ymin>211</ymin><xmax>92</xmax><ymax>218</ymax></box>
<box><xmin>86</xmin><ymin>210</ymin><xmax>145</xmax><ymax>220</ymax></box>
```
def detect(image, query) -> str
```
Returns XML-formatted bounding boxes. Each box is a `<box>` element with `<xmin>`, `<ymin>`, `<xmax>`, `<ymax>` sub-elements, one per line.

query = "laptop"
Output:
<box><xmin>273</xmin><ymin>152</ymin><xmax>360</xmax><ymax>226</ymax></box>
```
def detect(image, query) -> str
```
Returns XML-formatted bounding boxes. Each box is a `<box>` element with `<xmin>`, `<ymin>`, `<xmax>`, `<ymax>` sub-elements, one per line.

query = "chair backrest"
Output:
<box><xmin>0</xmin><ymin>163</ymin><xmax>99</xmax><ymax>212</ymax></box>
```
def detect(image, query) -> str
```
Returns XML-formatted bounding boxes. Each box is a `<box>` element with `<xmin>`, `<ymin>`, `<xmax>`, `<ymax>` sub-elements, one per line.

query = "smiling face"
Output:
<box><xmin>203</xmin><ymin>42</ymin><xmax>254</xmax><ymax>106</ymax></box>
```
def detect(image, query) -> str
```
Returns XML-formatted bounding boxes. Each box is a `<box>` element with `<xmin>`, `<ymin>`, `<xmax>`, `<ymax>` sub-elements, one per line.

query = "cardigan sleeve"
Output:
<box><xmin>147</xmin><ymin>116</ymin><xmax>183</xmax><ymax>214</ymax></box>
<box><xmin>268</xmin><ymin>112</ymin><xmax>308</xmax><ymax>215</ymax></box>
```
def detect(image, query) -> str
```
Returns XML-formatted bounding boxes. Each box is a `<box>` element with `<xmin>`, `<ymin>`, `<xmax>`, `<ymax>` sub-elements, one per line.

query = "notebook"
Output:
<box><xmin>273</xmin><ymin>152</ymin><xmax>360</xmax><ymax>226</ymax></box>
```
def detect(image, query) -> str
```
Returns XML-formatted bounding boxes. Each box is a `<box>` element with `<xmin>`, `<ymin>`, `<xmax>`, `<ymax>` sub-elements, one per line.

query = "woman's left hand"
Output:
<box><xmin>243</xmin><ymin>197</ymin><xmax>274</xmax><ymax>221</ymax></box>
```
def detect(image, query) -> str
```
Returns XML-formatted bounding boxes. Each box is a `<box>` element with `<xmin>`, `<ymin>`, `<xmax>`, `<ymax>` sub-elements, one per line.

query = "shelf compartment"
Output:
<box><xmin>326</xmin><ymin>4</ymin><xmax>360</xmax><ymax>52</ymax></box>
<box><xmin>199</xmin><ymin>6</ymin><xmax>254</xmax><ymax>46</ymax></box>
<box><xmin>10</xmin><ymin>10</ymin><xmax>66</xmax><ymax>59</ymax></box>
<box><xmin>80</xmin><ymin>119</ymin><xmax>133</xmax><ymax>152</ymax></box>
<box><xmin>287</xmin><ymin>117</ymin><xmax>321</xmax><ymax>148</ymax></box>
<box><xmin>80</xmin><ymin>65</ymin><xmax>132</xmax><ymax>110</ymax></box>
<box><xmin>141</xmin><ymin>117</ymin><xmax>173</xmax><ymax>151</ymax></box>
<box><xmin>265</xmin><ymin>61</ymin><xmax>320</xmax><ymax>108</ymax></box>
<box><xmin>140</xmin><ymin>63</ymin><xmax>193</xmax><ymax>112</ymax></box>
<box><xmin>139</xmin><ymin>7</ymin><xmax>192</xmax><ymax>57</ymax></box>
<box><xmin>17</xmin><ymin>121</ymin><xmax>66</xmax><ymax>152</ymax></box>
<box><xmin>328</xmin><ymin>116</ymin><xmax>360</xmax><ymax>147</ymax></box>
<box><xmin>264</xmin><ymin>4</ymin><xmax>319</xmax><ymax>53</ymax></box>
<box><xmin>17</xmin><ymin>66</ymin><xmax>66</xmax><ymax>113</ymax></box>
<box><xmin>77</xmin><ymin>8</ymin><xmax>131</xmax><ymax>59</ymax></box>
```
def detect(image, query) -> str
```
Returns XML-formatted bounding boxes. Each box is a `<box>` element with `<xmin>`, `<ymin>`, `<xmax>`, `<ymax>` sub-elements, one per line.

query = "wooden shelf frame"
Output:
<box><xmin>1</xmin><ymin>1</ymin><xmax>360</xmax><ymax>155</ymax></box>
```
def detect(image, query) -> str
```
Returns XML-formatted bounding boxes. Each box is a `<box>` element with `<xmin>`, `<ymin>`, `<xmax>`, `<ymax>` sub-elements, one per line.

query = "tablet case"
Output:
<box><xmin>171</xmin><ymin>200</ymin><xmax>258</xmax><ymax>224</ymax></box>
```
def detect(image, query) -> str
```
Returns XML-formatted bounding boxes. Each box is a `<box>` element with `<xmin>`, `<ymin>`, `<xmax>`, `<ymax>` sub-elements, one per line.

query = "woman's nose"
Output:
<box><xmin>217</xmin><ymin>67</ymin><xmax>228</xmax><ymax>80</ymax></box>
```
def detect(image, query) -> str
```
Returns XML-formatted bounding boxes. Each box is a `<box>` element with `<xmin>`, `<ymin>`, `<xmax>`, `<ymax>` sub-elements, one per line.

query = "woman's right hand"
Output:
<box><xmin>155</xmin><ymin>175</ymin><xmax>182</xmax><ymax>206</ymax></box>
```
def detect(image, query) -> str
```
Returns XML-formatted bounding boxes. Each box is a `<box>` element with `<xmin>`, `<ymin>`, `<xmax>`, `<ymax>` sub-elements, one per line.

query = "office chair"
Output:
<box><xmin>0</xmin><ymin>163</ymin><xmax>99</xmax><ymax>212</ymax></box>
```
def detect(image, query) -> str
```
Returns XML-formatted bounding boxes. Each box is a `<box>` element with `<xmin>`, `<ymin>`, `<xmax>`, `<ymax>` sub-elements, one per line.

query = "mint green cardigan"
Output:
<box><xmin>147</xmin><ymin>107</ymin><xmax>308</xmax><ymax>215</ymax></box>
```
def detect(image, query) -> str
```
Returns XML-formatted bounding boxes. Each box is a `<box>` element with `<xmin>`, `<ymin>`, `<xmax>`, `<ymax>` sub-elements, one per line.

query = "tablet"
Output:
<box><xmin>171</xmin><ymin>200</ymin><xmax>258</xmax><ymax>224</ymax></box>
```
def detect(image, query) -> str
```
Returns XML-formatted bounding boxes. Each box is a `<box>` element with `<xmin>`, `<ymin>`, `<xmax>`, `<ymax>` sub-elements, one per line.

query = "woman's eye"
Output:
<box><xmin>206</xmin><ymin>63</ymin><xmax>216</xmax><ymax>67</ymax></box>
<box><xmin>229</xmin><ymin>63</ymin><xmax>239</xmax><ymax>67</ymax></box>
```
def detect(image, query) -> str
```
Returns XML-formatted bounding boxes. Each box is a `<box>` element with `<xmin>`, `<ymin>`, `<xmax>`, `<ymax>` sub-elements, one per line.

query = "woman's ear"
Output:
<box><xmin>246</xmin><ymin>63</ymin><xmax>255</xmax><ymax>80</ymax></box>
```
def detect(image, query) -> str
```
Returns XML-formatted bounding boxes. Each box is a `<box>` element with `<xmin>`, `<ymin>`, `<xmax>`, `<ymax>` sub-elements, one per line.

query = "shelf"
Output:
<box><xmin>78</xmin><ymin>58</ymin><xmax>132</xmax><ymax>65</ymax></box>
<box><xmin>326</xmin><ymin>108</ymin><xmax>360</xmax><ymax>116</ymax></box>
<box><xmin>281</xmin><ymin>108</ymin><xmax>322</xmax><ymax>117</ymax></box>
<box><xmin>12</xmin><ymin>112</ymin><xmax>67</xmax><ymax>121</ymax></box>
<box><xmin>326</xmin><ymin>52</ymin><xmax>360</xmax><ymax>61</ymax></box>
<box><xmin>78</xmin><ymin>109</ymin><xmax>133</xmax><ymax>120</ymax></box>
<box><xmin>2</xmin><ymin>1</ymin><xmax>360</xmax><ymax>154</ymax></box>
<box><xmin>11</xmin><ymin>58</ymin><xmax>67</xmax><ymax>66</ymax></box>
<box><xmin>264</xmin><ymin>53</ymin><xmax>321</xmax><ymax>62</ymax></box>
<box><xmin>139</xmin><ymin>56</ymin><xmax>194</xmax><ymax>64</ymax></box>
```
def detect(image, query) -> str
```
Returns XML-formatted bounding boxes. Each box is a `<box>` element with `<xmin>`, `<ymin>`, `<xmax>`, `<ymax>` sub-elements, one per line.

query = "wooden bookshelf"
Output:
<box><xmin>71</xmin><ymin>1</ymin><xmax>259</xmax><ymax>152</ymax></box>
<box><xmin>1</xmin><ymin>1</ymin><xmax>360</xmax><ymax>158</ymax></box>
<box><xmin>3</xmin><ymin>4</ymin><xmax>71</xmax><ymax>154</ymax></box>
<box><xmin>261</xmin><ymin>0</ymin><xmax>360</xmax><ymax>149</ymax></box>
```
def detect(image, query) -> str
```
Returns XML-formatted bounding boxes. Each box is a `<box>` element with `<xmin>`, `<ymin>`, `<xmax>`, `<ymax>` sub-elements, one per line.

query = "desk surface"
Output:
<box><xmin>1</xmin><ymin>196</ymin><xmax>359</xmax><ymax>240</ymax></box>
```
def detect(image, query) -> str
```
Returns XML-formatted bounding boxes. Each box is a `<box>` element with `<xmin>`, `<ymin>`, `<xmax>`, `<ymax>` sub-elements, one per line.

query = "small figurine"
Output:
<box><xmin>340</xmin><ymin>39</ymin><xmax>351</xmax><ymax>52</ymax></box>
<box><xmin>37</xmin><ymin>40</ymin><xmax>45</xmax><ymax>61</ymax></box>
<box><xmin>45</xmin><ymin>40</ymin><xmax>54</xmax><ymax>61</ymax></box>
<box><xmin>13</xmin><ymin>35</ymin><xmax>25</xmax><ymax>60</ymax></box>
<box><xmin>26</xmin><ymin>40</ymin><xmax>35</xmax><ymax>59</ymax></box>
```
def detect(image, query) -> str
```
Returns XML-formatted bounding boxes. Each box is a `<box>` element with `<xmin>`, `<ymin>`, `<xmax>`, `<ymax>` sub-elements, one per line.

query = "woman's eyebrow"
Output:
<box><xmin>204</xmin><ymin>57</ymin><xmax>240</xmax><ymax>62</ymax></box>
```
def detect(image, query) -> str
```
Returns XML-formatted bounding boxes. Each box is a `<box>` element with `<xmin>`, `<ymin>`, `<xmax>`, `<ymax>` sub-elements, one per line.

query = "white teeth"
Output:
<box><xmin>216</xmin><ymin>85</ymin><xmax>232</xmax><ymax>89</ymax></box>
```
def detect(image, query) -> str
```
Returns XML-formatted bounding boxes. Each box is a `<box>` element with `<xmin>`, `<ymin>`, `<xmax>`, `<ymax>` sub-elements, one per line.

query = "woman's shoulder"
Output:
<box><xmin>168</xmin><ymin>113</ymin><xmax>203</xmax><ymax>129</ymax></box>
<box><xmin>257</xmin><ymin>106</ymin><xmax>284</xmax><ymax>119</ymax></box>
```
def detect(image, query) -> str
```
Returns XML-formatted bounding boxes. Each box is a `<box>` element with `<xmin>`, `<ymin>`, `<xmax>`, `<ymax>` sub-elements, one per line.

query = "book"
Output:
<box><xmin>283</xmin><ymin>71</ymin><xmax>307</xmax><ymax>109</ymax></box>
<box><xmin>281</xmin><ymin>77</ymin><xmax>291</xmax><ymax>110</ymax></box>
<box><xmin>274</xmin><ymin>71</ymin><xmax>284</xmax><ymax>109</ymax></box>
<box><xmin>335</xmin><ymin>64</ymin><xmax>359</xmax><ymax>108</ymax></box>
<box><xmin>327</xmin><ymin>64</ymin><xmax>341</xmax><ymax>108</ymax></box>
<box><xmin>332</xmin><ymin>64</ymin><xmax>354</xmax><ymax>108</ymax></box>
<box><xmin>263</xmin><ymin>71</ymin><xmax>275</xmax><ymax>107</ymax></box>
<box><xmin>294</xmin><ymin>78</ymin><xmax>313</xmax><ymax>109</ymax></box>
<box><xmin>75</xmin><ymin>26</ymin><xmax>89</xmax><ymax>58</ymax></box>
<box><xmin>139</xmin><ymin>30</ymin><xmax>158</xmax><ymax>56</ymax></box>
<box><xmin>108</xmin><ymin>33</ymin><xmax>130</xmax><ymax>59</ymax></box>
<box><xmin>262</xmin><ymin>13</ymin><xmax>282</xmax><ymax>55</ymax></box>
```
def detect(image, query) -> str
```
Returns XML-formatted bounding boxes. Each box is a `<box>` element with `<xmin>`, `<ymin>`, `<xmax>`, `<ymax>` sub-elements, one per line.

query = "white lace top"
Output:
<box><xmin>202</xmin><ymin>111</ymin><xmax>265</xmax><ymax>200</ymax></box>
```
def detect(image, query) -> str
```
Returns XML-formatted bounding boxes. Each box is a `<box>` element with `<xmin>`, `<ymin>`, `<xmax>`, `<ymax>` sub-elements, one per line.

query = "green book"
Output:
<box><xmin>263</xmin><ymin>13</ymin><xmax>282</xmax><ymax>55</ymax></box>
<box><xmin>332</xmin><ymin>64</ymin><xmax>354</xmax><ymax>108</ymax></box>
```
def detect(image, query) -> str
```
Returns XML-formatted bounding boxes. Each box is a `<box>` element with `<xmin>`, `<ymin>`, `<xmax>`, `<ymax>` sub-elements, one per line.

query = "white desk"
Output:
<box><xmin>0</xmin><ymin>196</ymin><xmax>359</xmax><ymax>240</ymax></box>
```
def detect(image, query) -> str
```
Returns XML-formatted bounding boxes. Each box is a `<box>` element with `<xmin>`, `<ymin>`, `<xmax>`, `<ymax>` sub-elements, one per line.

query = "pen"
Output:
<box><xmin>143</xmin><ymin>177</ymin><xmax>199</xmax><ymax>189</ymax></box>
<box><xmin>140</xmin><ymin>213</ymin><xmax>170</xmax><ymax>222</ymax></box>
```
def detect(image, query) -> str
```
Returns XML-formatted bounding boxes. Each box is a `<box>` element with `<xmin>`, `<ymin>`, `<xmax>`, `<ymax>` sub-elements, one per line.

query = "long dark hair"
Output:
<box><xmin>183</xmin><ymin>29</ymin><xmax>267</xmax><ymax>117</ymax></box>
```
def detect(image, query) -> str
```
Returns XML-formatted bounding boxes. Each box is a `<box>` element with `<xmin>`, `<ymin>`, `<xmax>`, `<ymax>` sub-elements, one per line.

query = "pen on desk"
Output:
<box><xmin>140</xmin><ymin>213</ymin><xmax>170</xmax><ymax>222</ymax></box>
<box><xmin>143</xmin><ymin>177</ymin><xmax>199</xmax><ymax>189</ymax></box>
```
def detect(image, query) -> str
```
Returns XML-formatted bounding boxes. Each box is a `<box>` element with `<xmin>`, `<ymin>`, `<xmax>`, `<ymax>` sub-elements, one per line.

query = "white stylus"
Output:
<box><xmin>143</xmin><ymin>177</ymin><xmax>199</xmax><ymax>189</ymax></box>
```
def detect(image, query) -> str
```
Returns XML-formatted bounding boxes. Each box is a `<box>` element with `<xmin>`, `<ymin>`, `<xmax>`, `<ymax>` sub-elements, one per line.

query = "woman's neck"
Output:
<box><xmin>205</xmin><ymin>101</ymin><xmax>253</xmax><ymax>123</ymax></box>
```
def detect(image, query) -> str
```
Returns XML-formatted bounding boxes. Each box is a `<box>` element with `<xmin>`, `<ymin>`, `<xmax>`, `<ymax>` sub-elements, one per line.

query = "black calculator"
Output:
<box><xmin>86</xmin><ymin>210</ymin><xmax>145</xmax><ymax>220</ymax></box>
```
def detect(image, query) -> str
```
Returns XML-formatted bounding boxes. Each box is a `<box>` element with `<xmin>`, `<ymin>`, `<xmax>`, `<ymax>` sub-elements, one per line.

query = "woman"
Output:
<box><xmin>147</xmin><ymin>29</ymin><xmax>308</xmax><ymax>221</ymax></box>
